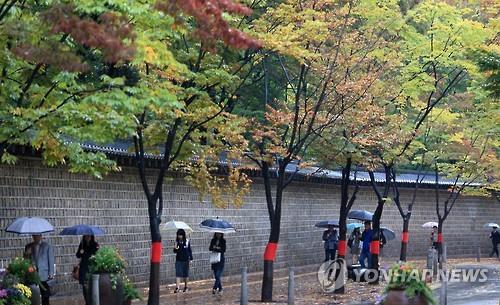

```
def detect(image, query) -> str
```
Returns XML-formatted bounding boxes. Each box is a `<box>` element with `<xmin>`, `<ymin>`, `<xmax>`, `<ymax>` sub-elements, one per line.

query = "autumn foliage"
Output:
<box><xmin>156</xmin><ymin>0</ymin><xmax>260</xmax><ymax>49</ymax></box>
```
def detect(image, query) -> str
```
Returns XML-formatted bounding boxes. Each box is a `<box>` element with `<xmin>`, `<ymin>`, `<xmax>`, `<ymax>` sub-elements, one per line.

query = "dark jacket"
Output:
<box><xmin>209</xmin><ymin>238</ymin><xmax>226</xmax><ymax>270</ymax></box>
<box><xmin>76</xmin><ymin>240</ymin><xmax>99</xmax><ymax>285</ymax></box>
<box><xmin>174</xmin><ymin>240</ymin><xmax>193</xmax><ymax>262</ymax></box>
<box><xmin>322</xmin><ymin>229</ymin><xmax>338</xmax><ymax>250</ymax></box>
<box><xmin>490</xmin><ymin>231</ymin><xmax>500</xmax><ymax>245</ymax></box>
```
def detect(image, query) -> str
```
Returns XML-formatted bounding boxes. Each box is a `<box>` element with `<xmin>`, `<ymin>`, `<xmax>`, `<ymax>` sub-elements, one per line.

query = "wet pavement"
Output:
<box><xmin>435</xmin><ymin>263</ymin><xmax>500</xmax><ymax>305</ymax></box>
<box><xmin>51</xmin><ymin>258</ymin><xmax>500</xmax><ymax>305</ymax></box>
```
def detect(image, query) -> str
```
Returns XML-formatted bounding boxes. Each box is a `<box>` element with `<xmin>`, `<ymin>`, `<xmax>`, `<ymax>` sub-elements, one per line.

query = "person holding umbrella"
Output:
<box><xmin>24</xmin><ymin>234</ymin><xmax>55</xmax><ymax>305</ymax></box>
<box><xmin>209</xmin><ymin>233</ymin><xmax>226</xmax><ymax>294</ymax></box>
<box><xmin>489</xmin><ymin>226</ymin><xmax>500</xmax><ymax>258</ymax></box>
<box><xmin>430</xmin><ymin>226</ymin><xmax>439</xmax><ymax>249</ymax></box>
<box><xmin>76</xmin><ymin>235</ymin><xmax>99</xmax><ymax>305</ymax></box>
<box><xmin>359</xmin><ymin>221</ymin><xmax>373</xmax><ymax>269</ymax></box>
<box><xmin>322</xmin><ymin>225</ymin><xmax>338</xmax><ymax>261</ymax></box>
<box><xmin>173</xmin><ymin>229</ymin><xmax>193</xmax><ymax>293</ymax></box>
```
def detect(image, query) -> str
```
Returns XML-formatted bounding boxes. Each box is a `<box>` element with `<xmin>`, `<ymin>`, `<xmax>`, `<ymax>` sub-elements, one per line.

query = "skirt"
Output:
<box><xmin>175</xmin><ymin>261</ymin><xmax>189</xmax><ymax>278</ymax></box>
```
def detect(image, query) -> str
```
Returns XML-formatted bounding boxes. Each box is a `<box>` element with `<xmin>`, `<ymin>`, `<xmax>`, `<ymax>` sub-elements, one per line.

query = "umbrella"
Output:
<box><xmin>380</xmin><ymin>227</ymin><xmax>396</xmax><ymax>241</ymax></box>
<box><xmin>315</xmin><ymin>220</ymin><xmax>339</xmax><ymax>228</ymax></box>
<box><xmin>347</xmin><ymin>223</ymin><xmax>363</xmax><ymax>232</ymax></box>
<box><xmin>200</xmin><ymin>218</ymin><xmax>236</xmax><ymax>234</ymax></box>
<box><xmin>162</xmin><ymin>220</ymin><xmax>193</xmax><ymax>233</ymax></box>
<box><xmin>422</xmin><ymin>222</ymin><xmax>439</xmax><ymax>228</ymax></box>
<box><xmin>5</xmin><ymin>217</ymin><xmax>54</xmax><ymax>234</ymax></box>
<box><xmin>348</xmin><ymin>210</ymin><xmax>373</xmax><ymax>222</ymax></box>
<box><xmin>60</xmin><ymin>224</ymin><xmax>105</xmax><ymax>236</ymax></box>
<box><xmin>483</xmin><ymin>223</ymin><xmax>499</xmax><ymax>229</ymax></box>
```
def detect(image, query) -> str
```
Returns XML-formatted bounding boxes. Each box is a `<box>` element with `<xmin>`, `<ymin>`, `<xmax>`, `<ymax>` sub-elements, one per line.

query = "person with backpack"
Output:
<box><xmin>322</xmin><ymin>225</ymin><xmax>338</xmax><ymax>261</ymax></box>
<box><xmin>348</xmin><ymin>227</ymin><xmax>361</xmax><ymax>265</ymax></box>
<box><xmin>173</xmin><ymin>229</ymin><xmax>193</xmax><ymax>293</ymax></box>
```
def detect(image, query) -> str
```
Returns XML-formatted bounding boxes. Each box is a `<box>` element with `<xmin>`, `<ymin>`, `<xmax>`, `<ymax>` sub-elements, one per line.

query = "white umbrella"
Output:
<box><xmin>483</xmin><ymin>223</ymin><xmax>499</xmax><ymax>229</ymax></box>
<box><xmin>5</xmin><ymin>217</ymin><xmax>54</xmax><ymax>234</ymax></box>
<box><xmin>422</xmin><ymin>222</ymin><xmax>439</xmax><ymax>228</ymax></box>
<box><xmin>162</xmin><ymin>220</ymin><xmax>193</xmax><ymax>233</ymax></box>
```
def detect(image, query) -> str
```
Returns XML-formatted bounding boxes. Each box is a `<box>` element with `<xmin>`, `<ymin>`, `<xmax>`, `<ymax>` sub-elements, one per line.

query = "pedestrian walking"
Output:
<box><xmin>489</xmin><ymin>226</ymin><xmax>500</xmax><ymax>258</ymax></box>
<box><xmin>322</xmin><ymin>225</ymin><xmax>338</xmax><ymax>261</ymax></box>
<box><xmin>24</xmin><ymin>234</ymin><xmax>55</xmax><ymax>305</ymax></box>
<box><xmin>359</xmin><ymin>221</ymin><xmax>373</xmax><ymax>269</ymax></box>
<box><xmin>173</xmin><ymin>229</ymin><xmax>193</xmax><ymax>293</ymax></box>
<box><xmin>348</xmin><ymin>227</ymin><xmax>361</xmax><ymax>265</ymax></box>
<box><xmin>430</xmin><ymin>226</ymin><xmax>439</xmax><ymax>249</ymax></box>
<box><xmin>209</xmin><ymin>232</ymin><xmax>226</xmax><ymax>294</ymax></box>
<box><xmin>76</xmin><ymin>235</ymin><xmax>99</xmax><ymax>305</ymax></box>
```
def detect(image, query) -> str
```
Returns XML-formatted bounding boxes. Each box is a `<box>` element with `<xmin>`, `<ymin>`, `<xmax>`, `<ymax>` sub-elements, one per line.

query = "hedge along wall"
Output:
<box><xmin>0</xmin><ymin>158</ymin><xmax>498</xmax><ymax>296</ymax></box>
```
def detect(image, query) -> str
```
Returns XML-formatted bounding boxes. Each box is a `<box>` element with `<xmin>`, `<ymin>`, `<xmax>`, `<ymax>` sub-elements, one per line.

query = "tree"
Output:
<box><xmin>364</xmin><ymin>0</ymin><xmax>496</xmax><ymax>272</ymax></box>
<box><xmin>2</xmin><ymin>1</ymin><xmax>261</xmax><ymax>304</ymax></box>
<box><xmin>247</xmin><ymin>0</ymin><xmax>406</xmax><ymax>299</ymax></box>
<box><xmin>0</xmin><ymin>0</ymin><xmax>139</xmax><ymax>177</ymax></box>
<box><xmin>125</xmin><ymin>1</ymin><xmax>261</xmax><ymax>304</ymax></box>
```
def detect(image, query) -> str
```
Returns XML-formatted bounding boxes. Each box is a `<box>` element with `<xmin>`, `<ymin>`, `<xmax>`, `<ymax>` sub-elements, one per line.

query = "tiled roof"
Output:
<box><xmin>80</xmin><ymin>141</ymin><xmax>473</xmax><ymax>187</ymax></box>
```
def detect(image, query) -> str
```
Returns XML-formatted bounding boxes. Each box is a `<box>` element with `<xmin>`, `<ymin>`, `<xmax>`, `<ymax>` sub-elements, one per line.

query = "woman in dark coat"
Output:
<box><xmin>209</xmin><ymin>233</ymin><xmax>226</xmax><ymax>294</ymax></box>
<box><xmin>173</xmin><ymin>229</ymin><xmax>193</xmax><ymax>293</ymax></box>
<box><xmin>76</xmin><ymin>235</ymin><xmax>99</xmax><ymax>305</ymax></box>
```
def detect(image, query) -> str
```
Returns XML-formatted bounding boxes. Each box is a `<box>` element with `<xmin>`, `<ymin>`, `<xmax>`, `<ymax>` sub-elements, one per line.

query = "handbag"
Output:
<box><xmin>209</xmin><ymin>252</ymin><xmax>221</xmax><ymax>264</ymax></box>
<box><xmin>72</xmin><ymin>265</ymin><xmax>80</xmax><ymax>281</ymax></box>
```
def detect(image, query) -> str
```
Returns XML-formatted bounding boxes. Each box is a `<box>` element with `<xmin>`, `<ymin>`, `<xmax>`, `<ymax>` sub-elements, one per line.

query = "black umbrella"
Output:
<box><xmin>347</xmin><ymin>210</ymin><xmax>373</xmax><ymax>222</ymax></box>
<box><xmin>314</xmin><ymin>220</ymin><xmax>339</xmax><ymax>228</ymax></box>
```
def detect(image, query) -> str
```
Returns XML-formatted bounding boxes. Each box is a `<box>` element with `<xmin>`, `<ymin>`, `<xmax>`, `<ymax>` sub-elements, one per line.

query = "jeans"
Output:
<box><xmin>324</xmin><ymin>248</ymin><xmax>336</xmax><ymax>261</ymax></box>
<box><xmin>359</xmin><ymin>250</ymin><xmax>372</xmax><ymax>269</ymax></box>
<box><xmin>212</xmin><ymin>264</ymin><xmax>224</xmax><ymax>291</ymax></box>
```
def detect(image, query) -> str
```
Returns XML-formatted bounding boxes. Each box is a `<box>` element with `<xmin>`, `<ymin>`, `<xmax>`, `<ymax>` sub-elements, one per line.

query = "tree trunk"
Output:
<box><xmin>261</xmin><ymin>163</ymin><xmax>284</xmax><ymax>302</ymax></box>
<box><xmin>147</xmin><ymin>198</ymin><xmax>162</xmax><ymax>305</ymax></box>
<box><xmin>370</xmin><ymin>201</ymin><xmax>384</xmax><ymax>284</ymax></box>
<box><xmin>399</xmin><ymin>216</ymin><xmax>410</xmax><ymax>262</ymax></box>
<box><xmin>261</xmin><ymin>220</ymin><xmax>280</xmax><ymax>301</ymax></box>
<box><xmin>335</xmin><ymin>159</ymin><xmax>353</xmax><ymax>294</ymax></box>
<box><xmin>437</xmin><ymin>220</ymin><xmax>444</xmax><ymax>269</ymax></box>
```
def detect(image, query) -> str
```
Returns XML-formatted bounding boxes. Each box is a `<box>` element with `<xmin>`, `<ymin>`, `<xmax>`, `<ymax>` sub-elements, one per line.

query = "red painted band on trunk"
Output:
<box><xmin>151</xmin><ymin>242</ymin><xmax>162</xmax><ymax>263</ymax></box>
<box><xmin>337</xmin><ymin>240</ymin><xmax>347</xmax><ymax>256</ymax></box>
<box><xmin>401</xmin><ymin>232</ymin><xmax>409</xmax><ymax>243</ymax></box>
<box><xmin>370</xmin><ymin>241</ymin><xmax>380</xmax><ymax>255</ymax></box>
<box><xmin>437</xmin><ymin>233</ymin><xmax>443</xmax><ymax>243</ymax></box>
<box><xmin>263</xmin><ymin>242</ymin><xmax>278</xmax><ymax>261</ymax></box>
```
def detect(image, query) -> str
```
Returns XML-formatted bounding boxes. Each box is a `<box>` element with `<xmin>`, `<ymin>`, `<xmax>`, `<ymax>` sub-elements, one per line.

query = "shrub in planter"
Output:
<box><xmin>6</xmin><ymin>258</ymin><xmax>41</xmax><ymax>286</ymax></box>
<box><xmin>89</xmin><ymin>247</ymin><xmax>127</xmax><ymax>305</ymax></box>
<box><xmin>379</xmin><ymin>263</ymin><xmax>436</xmax><ymax>305</ymax></box>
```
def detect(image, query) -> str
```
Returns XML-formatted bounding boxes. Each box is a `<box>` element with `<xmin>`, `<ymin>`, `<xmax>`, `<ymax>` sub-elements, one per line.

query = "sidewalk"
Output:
<box><xmin>52</xmin><ymin>258</ymin><xmax>499</xmax><ymax>305</ymax></box>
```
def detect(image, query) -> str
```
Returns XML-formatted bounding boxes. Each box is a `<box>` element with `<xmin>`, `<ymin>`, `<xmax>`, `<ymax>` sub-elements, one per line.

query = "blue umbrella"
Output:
<box><xmin>200</xmin><ymin>218</ymin><xmax>236</xmax><ymax>234</ymax></box>
<box><xmin>315</xmin><ymin>220</ymin><xmax>339</xmax><ymax>228</ymax></box>
<box><xmin>5</xmin><ymin>217</ymin><xmax>54</xmax><ymax>234</ymax></box>
<box><xmin>347</xmin><ymin>223</ymin><xmax>363</xmax><ymax>232</ymax></box>
<box><xmin>60</xmin><ymin>224</ymin><xmax>105</xmax><ymax>236</ymax></box>
<box><xmin>348</xmin><ymin>210</ymin><xmax>373</xmax><ymax>222</ymax></box>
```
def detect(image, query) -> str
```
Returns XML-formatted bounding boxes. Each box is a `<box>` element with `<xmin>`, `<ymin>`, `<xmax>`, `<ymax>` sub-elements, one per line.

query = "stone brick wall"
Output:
<box><xmin>0</xmin><ymin>158</ymin><xmax>498</xmax><ymax>296</ymax></box>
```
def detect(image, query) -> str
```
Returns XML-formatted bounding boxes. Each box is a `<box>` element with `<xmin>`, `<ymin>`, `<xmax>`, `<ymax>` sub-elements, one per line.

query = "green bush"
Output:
<box><xmin>385</xmin><ymin>263</ymin><xmax>436</xmax><ymax>305</ymax></box>
<box><xmin>89</xmin><ymin>246</ymin><xmax>126</xmax><ymax>274</ymax></box>
<box><xmin>123</xmin><ymin>276</ymin><xmax>142</xmax><ymax>301</ymax></box>
<box><xmin>6</xmin><ymin>257</ymin><xmax>42</xmax><ymax>286</ymax></box>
